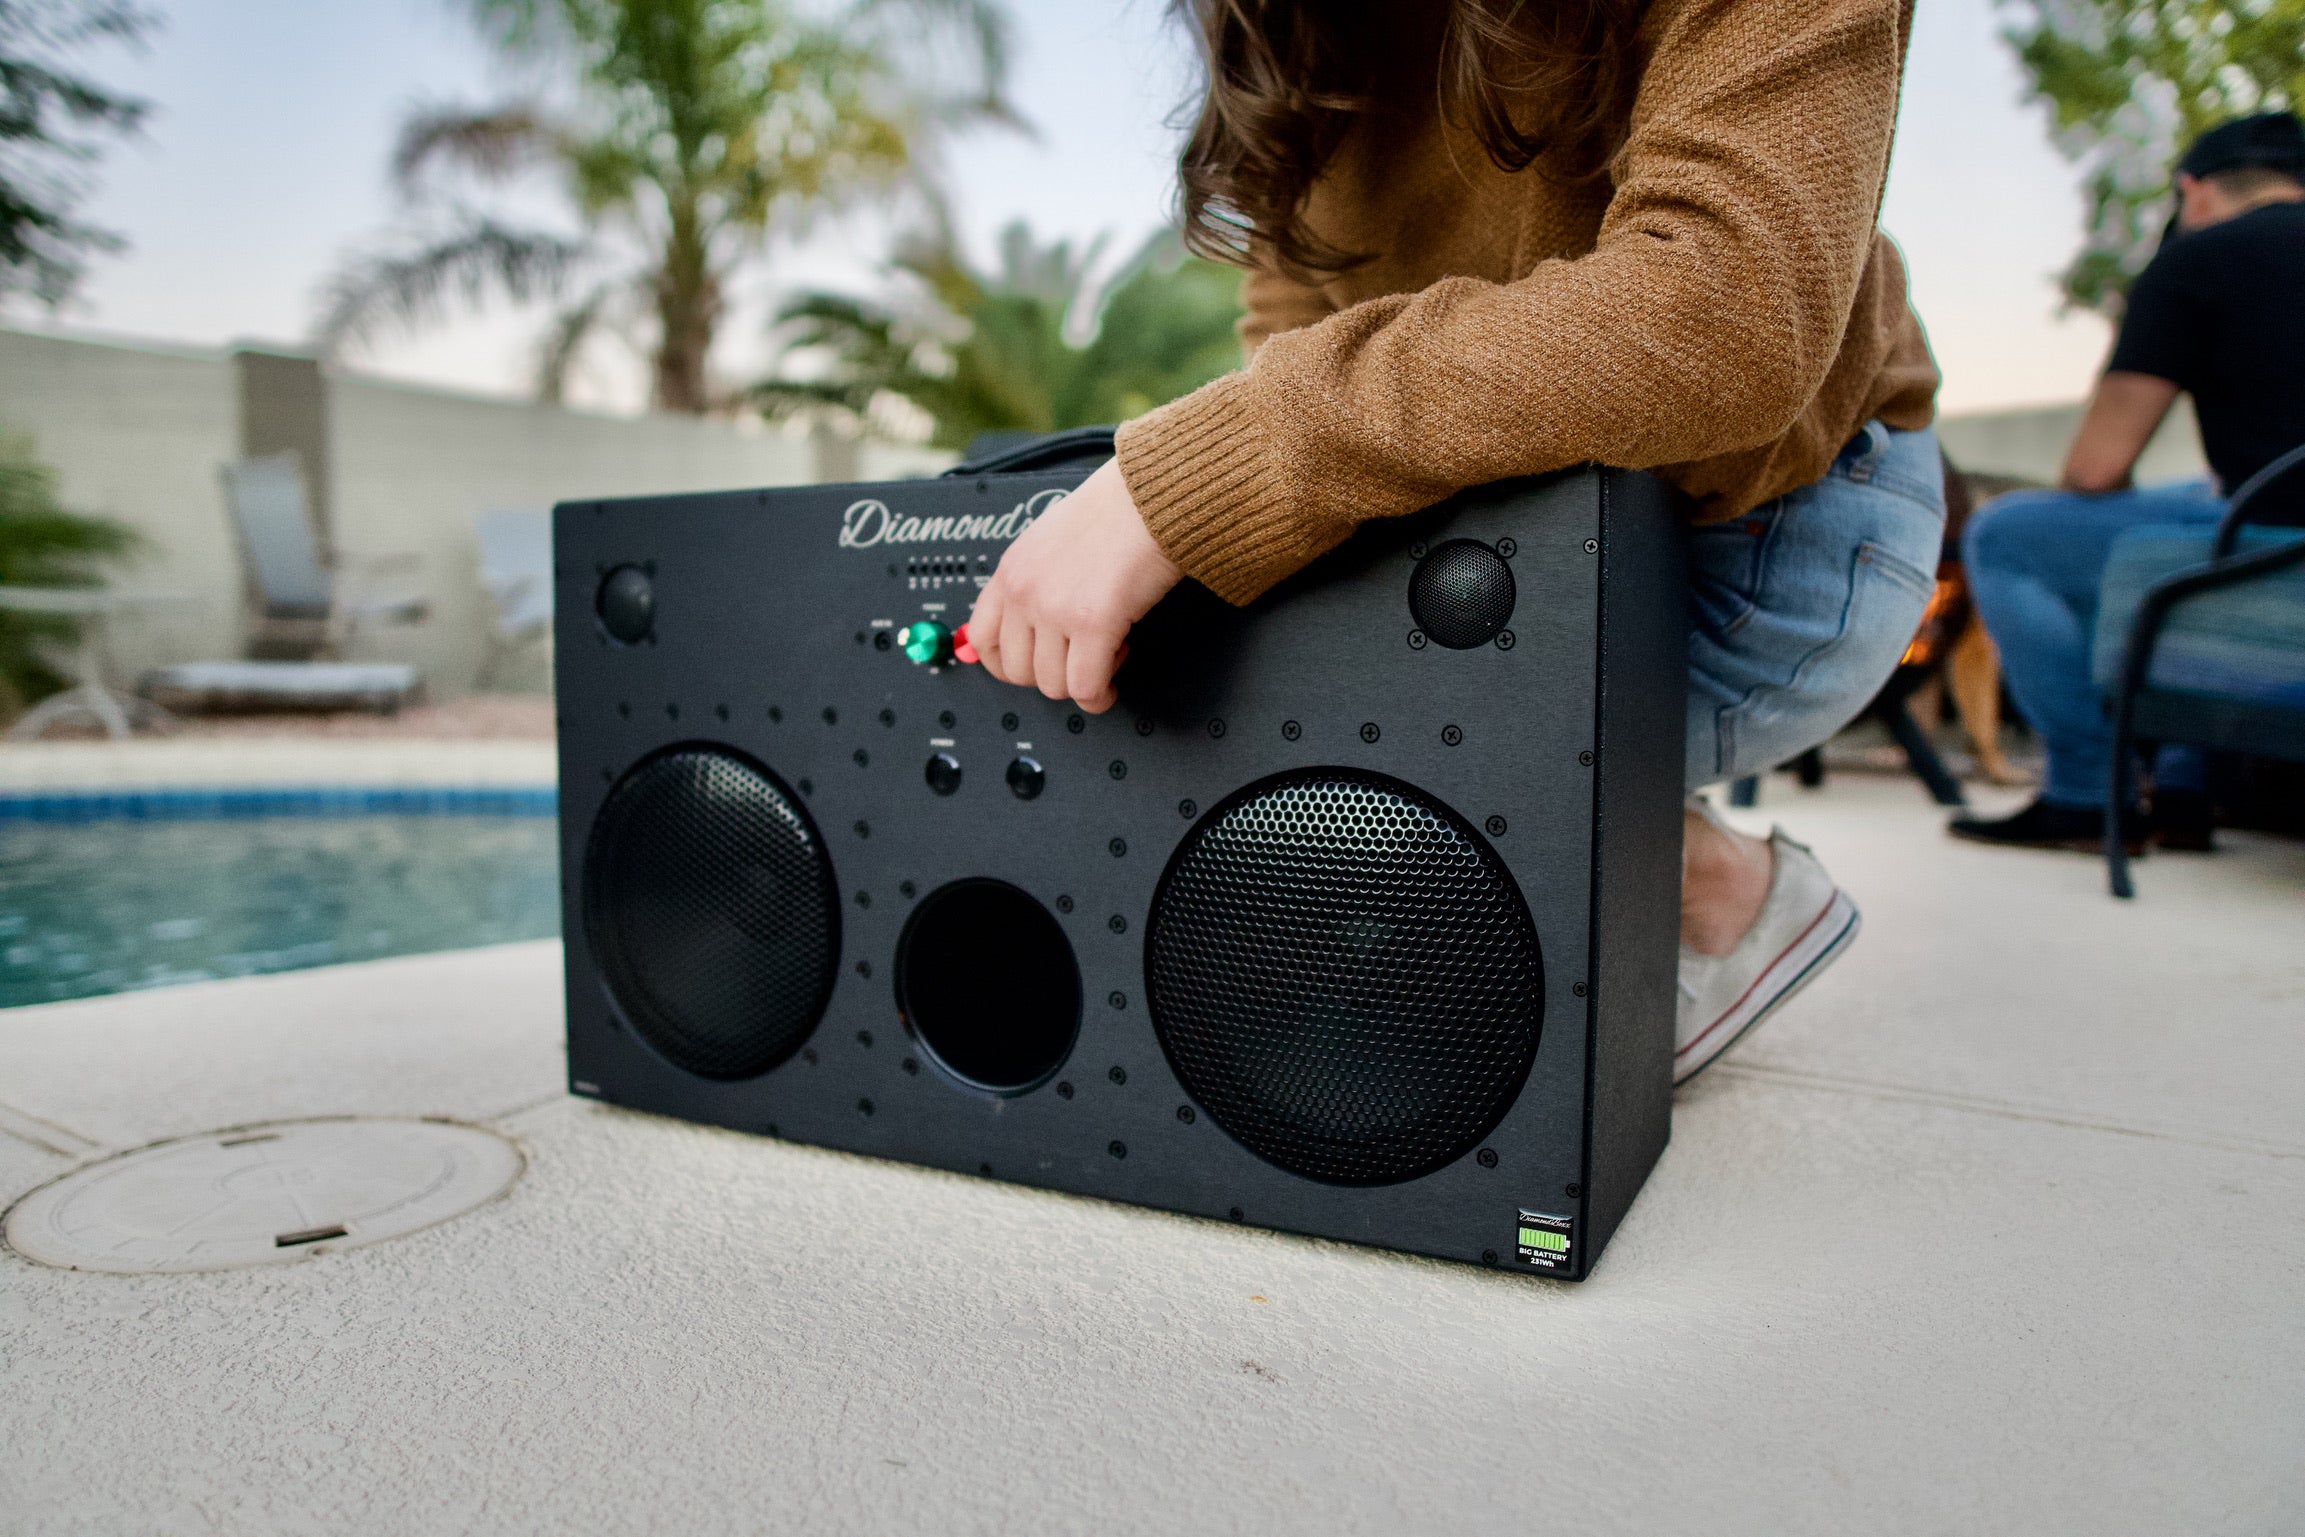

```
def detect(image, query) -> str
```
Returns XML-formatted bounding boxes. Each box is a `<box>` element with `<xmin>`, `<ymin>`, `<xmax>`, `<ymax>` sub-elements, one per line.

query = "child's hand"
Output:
<box><xmin>968</xmin><ymin>457</ymin><xmax>1182</xmax><ymax>714</ymax></box>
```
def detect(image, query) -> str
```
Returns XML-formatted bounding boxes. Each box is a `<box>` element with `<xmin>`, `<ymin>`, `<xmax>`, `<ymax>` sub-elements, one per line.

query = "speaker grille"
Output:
<box><xmin>1146</xmin><ymin>769</ymin><xmax>1543</xmax><ymax>1186</ymax></box>
<box><xmin>1408</xmin><ymin>540</ymin><xmax>1516</xmax><ymax>649</ymax></box>
<box><xmin>582</xmin><ymin>746</ymin><xmax>838</xmax><ymax>1080</ymax></box>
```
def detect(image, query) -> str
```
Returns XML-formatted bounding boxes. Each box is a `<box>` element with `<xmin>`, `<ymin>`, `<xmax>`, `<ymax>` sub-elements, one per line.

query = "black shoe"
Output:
<box><xmin>2151</xmin><ymin>788</ymin><xmax>2217</xmax><ymax>852</ymax></box>
<box><xmin>1948</xmin><ymin>798</ymin><xmax>2146</xmax><ymax>854</ymax></box>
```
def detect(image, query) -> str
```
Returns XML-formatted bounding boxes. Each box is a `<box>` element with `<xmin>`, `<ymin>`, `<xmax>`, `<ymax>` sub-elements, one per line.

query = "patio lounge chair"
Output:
<box><xmin>139</xmin><ymin>659</ymin><xmax>423</xmax><ymax>716</ymax></box>
<box><xmin>2097</xmin><ymin>443</ymin><xmax>2305</xmax><ymax>898</ymax></box>
<box><xmin>221</xmin><ymin>454</ymin><xmax>429</xmax><ymax>660</ymax></box>
<box><xmin>473</xmin><ymin>509</ymin><xmax>552</xmax><ymax>690</ymax></box>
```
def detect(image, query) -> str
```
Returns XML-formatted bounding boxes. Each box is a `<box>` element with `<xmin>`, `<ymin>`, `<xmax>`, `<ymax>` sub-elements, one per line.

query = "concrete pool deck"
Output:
<box><xmin>2</xmin><ymin>775</ymin><xmax>2300</xmax><ymax>1534</ymax></box>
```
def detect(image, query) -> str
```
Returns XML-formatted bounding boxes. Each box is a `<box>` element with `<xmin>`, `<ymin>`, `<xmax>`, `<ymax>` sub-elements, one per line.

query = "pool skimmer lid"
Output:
<box><xmin>3</xmin><ymin>1117</ymin><xmax>522</xmax><ymax>1274</ymax></box>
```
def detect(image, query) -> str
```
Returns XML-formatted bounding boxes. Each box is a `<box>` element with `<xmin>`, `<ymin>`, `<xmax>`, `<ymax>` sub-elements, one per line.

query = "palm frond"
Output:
<box><xmin>531</xmin><ymin>280</ymin><xmax>620</xmax><ymax>403</ymax></box>
<box><xmin>314</xmin><ymin>220</ymin><xmax>587</xmax><ymax>351</ymax></box>
<box><xmin>390</xmin><ymin>103</ymin><xmax>557</xmax><ymax>198</ymax></box>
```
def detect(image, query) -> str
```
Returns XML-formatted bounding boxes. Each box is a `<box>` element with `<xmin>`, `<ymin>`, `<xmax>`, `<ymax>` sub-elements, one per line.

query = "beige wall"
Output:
<box><xmin>1936</xmin><ymin>396</ymin><xmax>2209</xmax><ymax>487</ymax></box>
<box><xmin>0</xmin><ymin>328</ymin><xmax>245</xmax><ymax>675</ymax></box>
<box><xmin>0</xmin><ymin>326</ymin><xmax>849</xmax><ymax>695</ymax></box>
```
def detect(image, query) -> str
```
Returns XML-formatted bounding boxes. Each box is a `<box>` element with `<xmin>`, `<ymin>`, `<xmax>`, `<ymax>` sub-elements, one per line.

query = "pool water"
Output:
<box><xmin>0</xmin><ymin>815</ymin><xmax>562</xmax><ymax>1008</ymax></box>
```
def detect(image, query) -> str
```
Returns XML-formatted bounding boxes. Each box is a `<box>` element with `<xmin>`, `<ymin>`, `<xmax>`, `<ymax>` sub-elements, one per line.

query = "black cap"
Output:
<box><xmin>2177</xmin><ymin>112</ymin><xmax>2305</xmax><ymax>180</ymax></box>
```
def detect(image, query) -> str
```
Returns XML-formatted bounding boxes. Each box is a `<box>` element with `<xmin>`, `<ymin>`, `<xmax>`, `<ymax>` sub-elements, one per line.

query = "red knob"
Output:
<box><xmin>953</xmin><ymin>624</ymin><xmax>980</xmax><ymax>665</ymax></box>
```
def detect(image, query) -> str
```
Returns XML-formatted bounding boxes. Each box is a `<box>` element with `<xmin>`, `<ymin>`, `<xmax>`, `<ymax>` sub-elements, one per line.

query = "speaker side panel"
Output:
<box><xmin>1577</xmin><ymin>470</ymin><xmax>1687</xmax><ymax>1277</ymax></box>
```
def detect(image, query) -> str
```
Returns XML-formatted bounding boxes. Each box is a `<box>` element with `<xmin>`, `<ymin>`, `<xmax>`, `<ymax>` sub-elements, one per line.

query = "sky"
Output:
<box><xmin>18</xmin><ymin>0</ymin><xmax>2121</xmax><ymax>417</ymax></box>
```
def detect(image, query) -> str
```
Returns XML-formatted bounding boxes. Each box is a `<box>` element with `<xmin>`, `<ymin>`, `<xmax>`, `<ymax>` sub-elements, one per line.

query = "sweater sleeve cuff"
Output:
<box><xmin>1115</xmin><ymin>375</ymin><xmax>1310</xmax><ymax>607</ymax></box>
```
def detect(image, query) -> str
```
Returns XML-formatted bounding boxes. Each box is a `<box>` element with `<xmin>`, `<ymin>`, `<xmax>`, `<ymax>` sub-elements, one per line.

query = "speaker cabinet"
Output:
<box><xmin>554</xmin><ymin>464</ymin><xmax>1685</xmax><ymax>1279</ymax></box>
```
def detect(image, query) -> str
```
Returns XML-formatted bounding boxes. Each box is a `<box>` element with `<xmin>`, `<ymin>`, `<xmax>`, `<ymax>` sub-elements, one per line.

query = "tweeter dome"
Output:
<box><xmin>555</xmin><ymin>443</ymin><xmax>1685</xmax><ymax>1279</ymax></box>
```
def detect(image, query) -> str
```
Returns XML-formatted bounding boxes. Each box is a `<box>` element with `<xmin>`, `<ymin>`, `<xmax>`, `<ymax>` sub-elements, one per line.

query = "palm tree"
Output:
<box><xmin>317</xmin><ymin>0</ymin><xmax>1016</xmax><ymax>414</ymax></box>
<box><xmin>754</xmin><ymin>222</ymin><xmax>1244</xmax><ymax>448</ymax></box>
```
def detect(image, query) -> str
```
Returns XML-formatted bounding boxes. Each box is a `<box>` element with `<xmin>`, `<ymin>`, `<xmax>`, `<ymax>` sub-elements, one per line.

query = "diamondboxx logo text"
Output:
<box><xmin>837</xmin><ymin>487</ymin><xmax>1067</xmax><ymax>550</ymax></box>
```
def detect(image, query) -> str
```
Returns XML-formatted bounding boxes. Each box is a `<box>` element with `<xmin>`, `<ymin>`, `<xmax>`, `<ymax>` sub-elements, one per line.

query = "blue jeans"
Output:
<box><xmin>1962</xmin><ymin>481</ymin><xmax>2221</xmax><ymax>808</ymax></box>
<box><xmin>1687</xmin><ymin>421</ymin><xmax>1948</xmax><ymax>790</ymax></box>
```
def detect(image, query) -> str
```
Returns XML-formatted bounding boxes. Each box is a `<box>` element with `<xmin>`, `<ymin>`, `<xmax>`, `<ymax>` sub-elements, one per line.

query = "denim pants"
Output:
<box><xmin>1686</xmin><ymin>422</ymin><xmax>1948</xmax><ymax>791</ymax></box>
<box><xmin>1961</xmin><ymin>480</ymin><xmax>2222</xmax><ymax>808</ymax></box>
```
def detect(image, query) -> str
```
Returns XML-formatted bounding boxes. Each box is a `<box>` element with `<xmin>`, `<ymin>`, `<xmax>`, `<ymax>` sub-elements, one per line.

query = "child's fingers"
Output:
<box><xmin>1066</xmin><ymin>633</ymin><xmax>1120</xmax><ymax>712</ymax></box>
<box><xmin>967</xmin><ymin>584</ymin><xmax>1006</xmax><ymax>676</ymax></box>
<box><xmin>1033</xmin><ymin>626</ymin><xmax>1070</xmax><ymax>701</ymax></box>
<box><xmin>999</xmin><ymin>613</ymin><xmax>1036</xmax><ymax>691</ymax></box>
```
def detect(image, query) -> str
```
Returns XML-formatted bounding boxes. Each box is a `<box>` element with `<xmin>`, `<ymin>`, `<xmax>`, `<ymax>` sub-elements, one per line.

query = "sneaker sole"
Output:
<box><xmin>1673</xmin><ymin>890</ymin><xmax>1862</xmax><ymax>1086</ymax></box>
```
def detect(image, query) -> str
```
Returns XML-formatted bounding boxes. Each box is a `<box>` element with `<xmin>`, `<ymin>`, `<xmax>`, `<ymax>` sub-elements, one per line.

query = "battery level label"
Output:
<box><xmin>1516</xmin><ymin>1209</ymin><xmax>1575</xmax><ymax>1272</ymax></box>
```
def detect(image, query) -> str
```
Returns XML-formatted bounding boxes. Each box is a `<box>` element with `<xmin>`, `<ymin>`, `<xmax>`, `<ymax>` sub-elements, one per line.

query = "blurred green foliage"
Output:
<box><xmin>0</xmin><ymin>432</ymin><xmax>138</xmax><ymax>714</ymax></box>
<box><xmin>0</xmin><ymin>0</ymin><xmax>152</xmax><ymax>306</ymax></box>
<box><xmin>319</xmin><ymin>0</ymin><xmax>1016</xmax><ymax>413</ymax></box>
<box><xmin>2003</xmin><ymin>0</ymin><xmax>2305</xmax><ymax>312</ymax></box>
<box><xmin>754</xmin><ymin>222</ymin><xmax>1245</xmax><ymax>447</ymax></box>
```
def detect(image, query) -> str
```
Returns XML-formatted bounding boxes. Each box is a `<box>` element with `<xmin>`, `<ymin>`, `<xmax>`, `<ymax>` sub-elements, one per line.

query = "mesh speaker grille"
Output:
<box><xmin>583</xmin><ymin>746</ymin><xmax>839</xmax><ymax>1080</ymax></box>
<box><xmin>1146</xmin><ymin>769</ymin><xmax>1543</xmax><ymax>1186</ymax></box>
<box><xmin>1408</xmin><ymin>540</ymin><xmax>1516</xmax><ymax>649</ymax></box>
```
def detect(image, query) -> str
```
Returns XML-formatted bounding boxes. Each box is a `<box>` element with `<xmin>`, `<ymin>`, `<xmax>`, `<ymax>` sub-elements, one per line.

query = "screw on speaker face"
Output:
<box><xmin>902</xmin><ymin>1057</ymin><xmax>919</xmax><ymax>1074</ymax></box>
<box><xmin>1476</xmin><ymin>1147</ymin><xmax>1498</xmax><ymax>1168</ymax></box>
<box><xmin>617</xmin><ymin>702</ymin><xmax>630</xmax><ymax>718</ymax></box>
<box><xmin>1408</xmin><ymin>630</ymin><xmax>1427</xmax><ymax>650</ymax></box>
<box><xmin>854</xmin><ymin>890</ymin><xmax>871</xmax><ymax>908</ymax></box>
<box><xmin>595</xmin><ymin>564</ymin><xmax>655</xmax><ymax>644</ymax></box>
<box><xmin>900</xmin><ymin>880</ymin><xmax>916</xmax><ymax>899</ymax></box>
<box><xmin>1566</xmin><ymin>1183</ymin><xmax>1582</xmax><ymax>1198</ymax></box>
<box><xmin>1228</xmin><ymin>1206</ymin><xmax>1244</xmax><ymax>1222</ymax></box>
<box><xmin>1410</xmin><ymin>542</ymin><xmax>1428</xmax><ymax>559</ymax></box>
<box><xmin>855</xmin><ymin>959</ymin><xmax>872</xmax><ymax>978</ymax></box>
<box><xmin>1109</xmin><ymin>838</ymin><xmax>1127</xmax><ymax>858</ymax></box>
<box><xmin>1494</xmin><ymin>630</ymin><xmax>1516</xmax><ymax>651</ymax></box>
<box><xmin>1057</xmin><ymin>1081</ymin><xmax>1074</xmax><ymax>1099</ymax></box>
<box><xmin>1481</xmin><ymin>1249</ymin><xmax>1499</xmax><ymax>1266</ymax></box>
<box><xmin>880</xmin><ymin>708</ymin><xmax>895</xmax><ymax>726</ymax></box>
<box><xmin>1177</xmin><ymin>1105</ymin><xmax>1195</xmax><ymax>1124</ymax></box>
<box><xmin>1109</xmin><ymin>991</ymin><xmax>1127</xmax><ymax>1009</ymax></box>
<box><xmin>1485</xmin><ymin>815</ymin><xmax>1508</xmax><ymax>836</ymax></box>
<box><xmin>823</xmin><ymin>706</ymin><xmax>838</xmax><ymax>724</ymax></box>
<box><xmin>1496</xmin><ymin>537</ymin><xmax>1517</xmax><ymax>558</ymax></box>
<box><xmin>1207</xmin><ymin>718</ymin><xmax>1227</xmax><ymax>739</ymax></box>
<box><xmin>803</xmin><ymin>1048</ymin><xmax>818</xmax><ymax>1065</ymax></box>
<box><xmin>666</xmin><ymin>703</ymin><xmax>680</xmax><ymax>721</ymax></box>
<box><xmin>1572</xmin><ymin>981</ymin><xmax>1588</xmax><ymax>997</ymax></box>
<box><xmin>858</xmin><ymin>1099</ymin><xmax>875</xmax><ymax>1117</ymax></box>
<box><xmin>1108</xmin><ymin>759</ymin><xmax>1127</xmax><ymax>780</ymax></box>
<box><xmin>980</xmin><ymin>1162</ymin><xmax>993</xmax><ymax>1175</ymax></box>
<box><xmin>799</xmin><ymin>778</ymin><xmax>814</xmax><ymax>795</ymax></box>
<box><xmin>938</xmin><ymin>710</ymin><xmax>956</xmax><ymax>729</ymax></box>
<box><xmin>715</xmin><ymin>704</ymin><xmax>729</xmax><ymax>722</ymax></box>
<box><xmin>1108</xmin><ymin>914</ymin><xmax>1127</xmax><ymax>934</ymax></box>
<box><xmin>1442</xmin><ymin>725</ymin><xmax>1463</xmax><ymax>747</ymax></box>
<box><xmin>1178</xmin><ymin>799</ymin><xmax>1197</xmax><ymax>819</ymax></box>
<box><xmin>853</xmin><ymin>748</ymin><xmax>870</xmax><ymax>768</ymax></box>
<box><xmin>1067</xmin><ymin>714</ymin><xmax>1085</xmax><ymax>734</ymax></box>
<box><xmin>1002</xmin><ymin>711</ymin><xmax>1020</xmax><ymax>732</ymax></box>
<box><xmin>857</xmin><ymin>1029</ymin><xmax>874</xmax><ymax>1047</ymax></box>
<box><xmin>1135</xmin><ymin>718</ymin><xmax>1154</xmax><ymax>737</ymax></box>
<box><xmin>1056</xmin><ymin>895</ymin><xmax>1074</xmax><ymax>913</ymax></box>
<box><xmin>1584</xmin><ymin>538</ymin><xmax>1599</xmax><ymax>554</ymax></box>
<box><xmin>1360</xmin><ymin>722</ymin><xmax>1381</xmax><ymax>743</ymax></box>
<box><xmin>769</xmin><ymin>706</ymin><xmax>784</xmax><ymax>723</ymax></box>
<box><xmin>1006</xmin><ymin>756</ymin><xmax>1046</xmax><ymax>799</ymax></box>
<box><xmin>874</xmin><ymin>632</ymin><xmax>892</xmax><ymax>652</ymax></box>
<box><xmin>925</xmin><ymin>753</ymin><xmax>962</xmax><ymax>796</ymax></box>
<box><xmin>854</xmin><ymin>820</ymin><xmax>871</xmax><ymax>839</ymax></box>
<box><xmin>1578</xmin><ymin>750</ymin><xmax>1595</xmax><ymax>766</ymax></box>
<box><xmin>1109</xmin><ymin>1065</ymin><xmax>1128</xmax><ymax>1085</ymax></box>
<box><xmin>1108</xmin><ymin>1141</ymin><xmax>1127</xmax><ymax>1159</ymax></box>
<box><xmin>1282</xmin><ymin>720</ymin><xmax>1301</xmax><ymax>742</ymax></box>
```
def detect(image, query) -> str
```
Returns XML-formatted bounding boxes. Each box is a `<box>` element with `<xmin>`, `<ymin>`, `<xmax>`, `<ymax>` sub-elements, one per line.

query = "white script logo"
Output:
<box><xmin>837</xmin><ymin>487</ymin><xmax>1067</xmax><ymax>550</ymax></box>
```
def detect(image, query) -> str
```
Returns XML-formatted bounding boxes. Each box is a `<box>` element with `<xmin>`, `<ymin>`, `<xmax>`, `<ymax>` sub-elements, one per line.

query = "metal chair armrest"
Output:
<box><xmin>2211</xmin><ymin>442</ymin><xmax>2305</xmax><ymax>558</ymax></box>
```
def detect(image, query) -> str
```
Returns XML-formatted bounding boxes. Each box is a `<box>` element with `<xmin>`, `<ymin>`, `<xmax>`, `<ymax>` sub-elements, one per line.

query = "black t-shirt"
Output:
<box><xmin>2108</xmin><ymin>200</ymin><xmax>2305</xmax><ymax>508</ymax></box>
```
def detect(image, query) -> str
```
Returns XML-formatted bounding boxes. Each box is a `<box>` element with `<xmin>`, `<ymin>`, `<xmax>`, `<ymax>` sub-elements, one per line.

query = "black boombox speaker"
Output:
<box><xmin>554</xmin><ymin>431</ymin><xmax>1686</xmax><ymax>1280</ymax></box>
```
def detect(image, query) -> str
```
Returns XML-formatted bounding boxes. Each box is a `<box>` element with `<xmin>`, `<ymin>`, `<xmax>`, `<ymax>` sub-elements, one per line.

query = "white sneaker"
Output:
<box><xmin>1674</xmin><ymin>827</ymin><xmax>1861</xmax><ymax>1085</ymax></box>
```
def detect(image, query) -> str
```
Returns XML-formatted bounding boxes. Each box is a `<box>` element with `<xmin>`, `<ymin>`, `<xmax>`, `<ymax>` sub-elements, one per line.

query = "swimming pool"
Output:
<box><xmin>0</xmin><ymin>789</ymin><xmax>561</xmax><ymax>1008</ymax></box>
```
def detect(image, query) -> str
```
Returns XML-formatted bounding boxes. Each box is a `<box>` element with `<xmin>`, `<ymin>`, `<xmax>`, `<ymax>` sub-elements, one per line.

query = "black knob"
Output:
<box><xmin>1006</xmin><ymin>756</ymin><xmax>1045</xmax><ymax>800</ymax></box>
<box><xmin>596</xmin><ymin>564</ymin><xmax>655</xmax><ymax>644</ymax></box>
<box><xmin>924</xmin><ymin>752</ymin><xmax>962</xmax><ymax>796</ymax></box>
<box><xmin>1408</xmin><ymin>540</ymin><xmax>1516</xmax><ymax>649</ymax></box>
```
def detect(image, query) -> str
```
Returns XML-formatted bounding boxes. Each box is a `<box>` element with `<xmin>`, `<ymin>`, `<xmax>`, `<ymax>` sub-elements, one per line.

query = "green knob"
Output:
<box><xmin>898</xmin><ymin>620</ymin><xmax>952</xmax><ymax>666</ymax></box>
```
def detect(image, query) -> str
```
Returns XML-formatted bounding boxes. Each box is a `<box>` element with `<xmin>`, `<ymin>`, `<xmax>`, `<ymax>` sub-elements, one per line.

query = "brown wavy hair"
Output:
<box><xmin>1174</xmin><ymin>0</ymin><xmax>1647</xmax><ymax>276</ymax></box>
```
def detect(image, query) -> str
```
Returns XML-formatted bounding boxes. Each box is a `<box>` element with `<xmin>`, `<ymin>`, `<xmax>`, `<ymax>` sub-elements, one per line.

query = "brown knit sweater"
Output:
<box><xmin>1115</xmin><ymin>0</ymin><xmax>1941</xmax><ymax>605</ymax></box>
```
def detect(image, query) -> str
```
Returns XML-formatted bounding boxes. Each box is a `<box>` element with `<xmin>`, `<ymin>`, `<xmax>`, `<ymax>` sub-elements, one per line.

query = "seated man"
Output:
<box><xmin>1953</xmin><ymin>112</ymin><xmax>2305</xmax><ymax>853</ymax></box>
